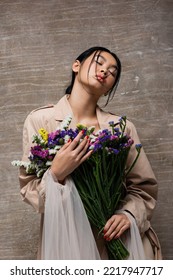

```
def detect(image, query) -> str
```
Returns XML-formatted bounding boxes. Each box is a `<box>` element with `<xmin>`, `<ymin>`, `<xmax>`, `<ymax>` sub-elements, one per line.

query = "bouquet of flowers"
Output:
<box><xmin>12</xmin><ymin>115</ymin><xmax>142</xmax><ymax>260</ymax></box>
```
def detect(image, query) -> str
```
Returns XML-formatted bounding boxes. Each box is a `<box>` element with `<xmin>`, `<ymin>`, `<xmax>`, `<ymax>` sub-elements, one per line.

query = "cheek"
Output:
<box><xmin>87</xmin><ymin>62</ymin><xmax>97</xmax><ymax>76</ymax></box>
<box><xmin>106</xmin><ymin>77</ymin><xmax>115</xmax><ymax>89</ymax></box>
<box><xmin>79</xmin><ymin>63</ymin><xmax>92</xmax><ymax>80</ymax></box>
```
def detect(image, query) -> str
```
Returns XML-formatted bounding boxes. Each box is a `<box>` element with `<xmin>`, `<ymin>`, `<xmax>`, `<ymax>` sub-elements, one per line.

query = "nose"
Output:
<box><xmin>100</xmin><ymin>69</ymin><xmax>107</xmax><ymax>75</ymax></box>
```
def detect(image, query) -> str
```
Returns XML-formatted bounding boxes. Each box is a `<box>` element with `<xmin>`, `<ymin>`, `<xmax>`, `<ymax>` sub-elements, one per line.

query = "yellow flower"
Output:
<box><xmin>38</xmin><ymin>128</ymin><xmax>48</xmax><ymax>142</ymax></box>
<box><xmin>76</xmin><ymin>123</ymin><xmax>87</xmax><ymax>130</ymax></box>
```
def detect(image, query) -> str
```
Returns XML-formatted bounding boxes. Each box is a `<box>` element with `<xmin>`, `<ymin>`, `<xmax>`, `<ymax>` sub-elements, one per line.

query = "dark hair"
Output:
<box><xmin>65</xmin><ymin>46</ymin><xmax>121</xmax><ymax>106</ymax></box>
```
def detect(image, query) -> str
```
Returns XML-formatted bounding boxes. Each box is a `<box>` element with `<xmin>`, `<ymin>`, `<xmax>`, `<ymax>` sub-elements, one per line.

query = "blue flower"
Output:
<box><xmin>108</xmin><ymin>121</ymin><xmax>114</xmax><ymax>126</ymax></box>
<box><xmin>135</xmin><ymin>143</ymin><xmax>142</xmax><ymax>151</ymax></box>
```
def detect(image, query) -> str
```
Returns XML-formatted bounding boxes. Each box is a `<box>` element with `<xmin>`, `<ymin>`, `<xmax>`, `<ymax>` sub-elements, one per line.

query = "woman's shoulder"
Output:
<box><xmin>23</xmin><ymin>95</ymin><xmax>71</xmax><ymax>131</ymax></box>
<box><xmin>24</xmin><ymin>104</ymin><xmax>56</xmax><ymax>129</ymax></box>
<box><xmin>25</xmin><ymin>95</ymin><xmax>68</xmax><ymax>124</ymax></box>
<box><xmin>30</xmin><ymin>104</ymin><xmax>55</xmax><ymax>116</ymax></box>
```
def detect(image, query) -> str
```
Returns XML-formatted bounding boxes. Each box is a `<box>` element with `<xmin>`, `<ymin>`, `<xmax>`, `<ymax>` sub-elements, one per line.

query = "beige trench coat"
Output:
<box><xmin>19</xmin><ymin>95</ymin><xmax>162</xmax><ymax>259</ymax></box>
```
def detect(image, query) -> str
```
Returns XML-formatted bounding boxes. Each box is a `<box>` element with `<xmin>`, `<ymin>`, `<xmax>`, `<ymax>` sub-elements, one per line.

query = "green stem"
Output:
<box><xmin>126</xmin><ymin>147</ymin><xmax>141</xmax><ymax>176</ymax></box>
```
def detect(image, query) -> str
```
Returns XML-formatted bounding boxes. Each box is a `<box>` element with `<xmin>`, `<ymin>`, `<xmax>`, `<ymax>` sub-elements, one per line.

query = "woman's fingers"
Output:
<box><xmin>59</xmin><ymin>131</ymin><xmax>89</xmax><ymax>157</ymax></box>
<box><xmin>105</xmin><ymin>222</ymin><xmax>128</xmax><ymax>240</ymax></box>
<box><xmin>103</xmin><ymin>214</ymin><xmax>130</xmax><ymax>241</ymax></box>
<box><xmin>51</xmin><ymin>131</ymin><xmax>92</xmax><ymax>181</ymax></box>
<box><xmin>66</xmin><ymin>132</ymin><xmax>90</xmax><ymax>160</ymax></box>
<box><xmin>68</xmin><ymin>131</ymin><xmax>84</xmax><ymax>150</ymax></box>
<box><xmin>75</xmin><ymin>136</ymin><xmax>90</xmax><ymax>156</ymax></box>
<box><xmin>80</xmin><ymin>149</ymin><xmax>93</xmax><ymax>163</ymax></box>
<box><xmin>58</xmin><ymin>138</ymin><xmax>72</xmax><ymax>152</ymax></box>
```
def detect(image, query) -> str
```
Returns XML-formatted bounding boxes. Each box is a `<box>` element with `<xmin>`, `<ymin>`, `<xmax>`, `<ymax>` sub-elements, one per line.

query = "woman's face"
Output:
<box><xmin>76</xmin><ymin>51</ymin><xmax>118</xmax><ymax>97</ymax></box>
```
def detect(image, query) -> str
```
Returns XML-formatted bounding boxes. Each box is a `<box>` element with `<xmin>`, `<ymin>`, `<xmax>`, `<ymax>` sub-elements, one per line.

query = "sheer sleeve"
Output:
<box><xmin>41</xmin><ymin>170</ymin><xmax>100</xmax><ymax>260</ymax></box>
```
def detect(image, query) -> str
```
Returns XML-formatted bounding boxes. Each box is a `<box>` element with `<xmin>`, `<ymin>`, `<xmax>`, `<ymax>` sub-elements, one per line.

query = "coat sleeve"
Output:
<box><xmin>19</xmin><ymin>112</ymin><xmax>46</xmax><ymax>213</ymax></box>
<box><xmin>120</xmin><ymin>120</ymin><xmax>158</xmax><ymax>234</ymax></box>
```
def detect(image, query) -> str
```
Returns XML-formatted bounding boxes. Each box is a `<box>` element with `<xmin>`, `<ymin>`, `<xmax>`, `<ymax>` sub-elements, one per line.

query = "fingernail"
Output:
<box><xmin>68</xmin><ymin>139</ymin><xmax>71</xmax><ymax>143</ymax></box>
<box><xmin>81</xmin><ymin>129</ymin><xmax>85</xmax><ymax>134</ymax></box>
<box><xmin>85</xmin><ymin>135</ymin><xmax>89</xmax><ymax>139</ymax></box>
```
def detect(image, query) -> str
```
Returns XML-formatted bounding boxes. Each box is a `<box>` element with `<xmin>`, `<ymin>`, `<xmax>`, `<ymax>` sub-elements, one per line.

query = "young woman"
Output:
<box><xmin>19</xmin><ymin>46</ymin><xmax>162</xmax><ymax>259</ymax></box>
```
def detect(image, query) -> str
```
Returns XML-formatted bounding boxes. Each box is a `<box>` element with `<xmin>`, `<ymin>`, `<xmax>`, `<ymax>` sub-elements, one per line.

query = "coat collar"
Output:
<box><xmin>54</xmin><ymin>95</ymin><xmax>111</xmax><ymax>129</ymax></box>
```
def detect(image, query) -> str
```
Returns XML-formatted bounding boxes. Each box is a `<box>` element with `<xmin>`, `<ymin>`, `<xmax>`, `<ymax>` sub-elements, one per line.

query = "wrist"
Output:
<box><xmin>50</xmin><ymin>168</ymin><xmax>66</xmax><ymax>185</ymax></box>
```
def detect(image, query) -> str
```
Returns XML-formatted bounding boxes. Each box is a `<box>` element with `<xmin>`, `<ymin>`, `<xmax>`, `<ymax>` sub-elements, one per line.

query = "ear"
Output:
<box><xmin>72</xmin><ymin>60</ymin><xmax>81</xmax><ymax>73</ymax></box>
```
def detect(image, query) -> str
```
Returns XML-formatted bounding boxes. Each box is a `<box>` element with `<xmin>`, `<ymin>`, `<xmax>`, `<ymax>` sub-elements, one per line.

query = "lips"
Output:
<box><xmin>96</xmin><ymin>75</ymin><xmax>105</xmax><ymax>83</ymax></box>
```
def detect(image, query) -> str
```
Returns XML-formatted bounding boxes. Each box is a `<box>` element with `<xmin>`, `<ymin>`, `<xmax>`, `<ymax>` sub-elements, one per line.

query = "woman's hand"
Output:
<box><xmin>50</xmin><ymin>131</ymin><xmax>92</xmax><ymax>183</ymax></box>
<box><xmin>103</xmin><ymin>213</ymin><xmax>130</xmax><ymax>241</ymax></box>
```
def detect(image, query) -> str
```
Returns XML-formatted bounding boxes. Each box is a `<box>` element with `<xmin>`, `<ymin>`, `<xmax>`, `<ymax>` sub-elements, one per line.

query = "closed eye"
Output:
<box><xmin>108</xmin><ymin>69</ymin><xmax>117</xmax><ymax>77</ymax></box>
<box><xmin>95</xmin><ymin>54</ymin><xmax>117</xmax><ymax>77</ymax></box>
<box><xmin>95</xmin><ymin>60</ymin><xmax>102</xmax><ymax>66</ymax></box>
<box><xmin>108</xmin><ymin>66</ymin><xmax>118</xmax><ymax>77</ymax></box>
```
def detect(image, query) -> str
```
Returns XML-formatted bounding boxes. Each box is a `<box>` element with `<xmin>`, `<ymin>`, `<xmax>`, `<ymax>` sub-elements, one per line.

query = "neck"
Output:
<box><xmin>68</xmin><ymin>87</ymin><xmax>98</xmax><ymax>122</ymax></box>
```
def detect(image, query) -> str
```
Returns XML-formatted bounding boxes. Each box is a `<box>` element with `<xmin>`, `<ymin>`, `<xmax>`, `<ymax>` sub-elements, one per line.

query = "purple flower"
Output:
<box><xmin>109</xmin><ymin>148</ymin><xmax>119</xmax><ymax>154</ymax></box>
<box><xmin>30</xmin><ymin>146</ymin><xmax>49</xmax><ymax>159</ymax></box>
<box><xmin>49</xmin><ymin>130</ymin><xmax>59</xmax><ymax>140</ymax></box>
<box><xmin>114</xmin><ymin>127</ymin><xmax>120</xmax><ymax>133</ymax></box>
<box><xmin>110</xmin><ymin>135</ymin><xmax>118</xmax><ymax>141</ymax></box>
<box><xmin>89</xmin><ymin>141</ymin><xmax>102</xmax><ymax>152</ymax></box>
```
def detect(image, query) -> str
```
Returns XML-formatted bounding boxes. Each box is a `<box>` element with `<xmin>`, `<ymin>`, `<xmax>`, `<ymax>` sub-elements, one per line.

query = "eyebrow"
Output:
<box><xmin>96</xmin><ymin>54</ymin><xmax>118</xmax><ymax>70</ymax></box>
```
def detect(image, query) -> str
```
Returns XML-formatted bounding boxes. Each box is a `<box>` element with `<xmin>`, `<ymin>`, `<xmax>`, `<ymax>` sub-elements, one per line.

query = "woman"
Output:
<box><xmin>19</xmin><ymin>46</ymin><xmax>162</xmax><ymax>259</ymax></box>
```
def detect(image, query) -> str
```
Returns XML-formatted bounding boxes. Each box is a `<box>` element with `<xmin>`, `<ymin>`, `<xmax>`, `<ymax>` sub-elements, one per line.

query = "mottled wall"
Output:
<box><xmin>0</xmin><ymin>0</ymin><xmax>172</xmax><ymax>259</ymax></box>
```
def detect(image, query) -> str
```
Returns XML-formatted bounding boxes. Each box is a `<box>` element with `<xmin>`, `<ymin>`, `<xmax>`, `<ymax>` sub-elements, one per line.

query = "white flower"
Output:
<box><xmin>89</xmin><ymin>134</ymin><xmax>97</xmax><ymax>143</ymax></box>
<box><xmin>36</xmin><ymin>169</ymin><xmax>44</xmax><ymax>178</ymax></box>
<box><xmin>89</xmin><ymin>145</ymin><xmax>95</xmax><ymax>150</ymax></box>
<box><xmin>11</xmin><ymin>160</ymin><xmax>29</xmax><ymax>168</ymax></box>
<box><xmin>60</xmin><ymin>115</ymin><xmax>72</xmax><ymax>130</ymax></box>
<box><xmin>49</xmin><ymin>145</ymin><xmax>61</xmax><ymax>155</ymax></box>
<box><xmin>46</xmin><ymin>161</ymin><xmax>52</xmax><ymax>166</ymax></box>
<box><xmin>64</xmin><ymin>135</ymin><xmax>70</xmax><ymax>143</ymax></box>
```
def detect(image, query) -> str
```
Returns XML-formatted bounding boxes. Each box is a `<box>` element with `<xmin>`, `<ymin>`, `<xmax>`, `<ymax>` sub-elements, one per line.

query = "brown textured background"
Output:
<box><xmin>0</xmin><ymin>0</ymin><xmax>172</xmax><ymax>259</ymax></box>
